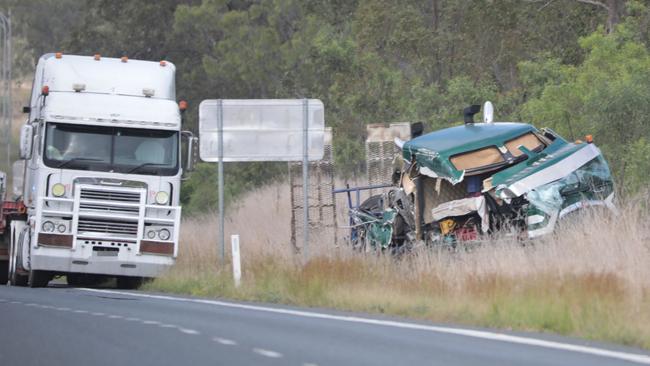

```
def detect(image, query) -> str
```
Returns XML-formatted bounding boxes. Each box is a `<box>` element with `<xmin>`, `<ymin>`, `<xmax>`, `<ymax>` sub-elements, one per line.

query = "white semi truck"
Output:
<box><xmin>1</xmin><ymin>53</ymin><xmax>194</xmax><ymax>288</ymax></box>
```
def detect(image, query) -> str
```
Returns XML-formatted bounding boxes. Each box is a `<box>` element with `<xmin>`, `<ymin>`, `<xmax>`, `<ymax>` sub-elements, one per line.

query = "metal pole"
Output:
<box><xmin>6</xmin><ymin>12</ymin><xmax>11</xmax><ymax>172</ymax></box>
<box><xmin>0</xmin><ymin>13</ymin><xmax>9</xmax><ymax>172</ymax></box>
<box><xmin>302</xmin><ymin>98</ymin><xmax>309</xmax><ymax>260</ymax></box>
<box><xmin>217</xmin><ymin>99</ymin><xmax>225</xmax><ymax>266</ymax></box>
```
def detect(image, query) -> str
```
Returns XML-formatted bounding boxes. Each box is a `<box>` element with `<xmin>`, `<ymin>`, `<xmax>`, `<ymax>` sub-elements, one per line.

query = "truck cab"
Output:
<box><xmin>6</xmin><ymin>53</ymin><xmax>193</xmax><ymax>288</ymax></box>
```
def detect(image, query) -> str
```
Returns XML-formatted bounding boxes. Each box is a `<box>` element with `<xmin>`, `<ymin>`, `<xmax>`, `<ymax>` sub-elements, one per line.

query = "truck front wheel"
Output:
<box><xmin>10</xmin><ymin>268</ymin><xmax>28</xmax><ymax>286</ymax></box>
<box><xmin>0</xmin><ymin>260</ymin><xmax>8</xmax><ymax>284</ymax></box>
<box><xmin>8</xmin><ymin>221</ymin><xmax>28</xmax><ymax>287</ymax></box>
<box><xmin>28</xmin><ymin>270</ymin><xmax>52</xmax><ymax>288</ymax></box>
<box><xmin>116</xmin><ymin>276</ymin><xmax>144</xmax><ymax>290</ymax></box>
<box><xmin>67</xmin><ymin>273</ymin><xmax>105</xmax><ymax>287</ymax></box>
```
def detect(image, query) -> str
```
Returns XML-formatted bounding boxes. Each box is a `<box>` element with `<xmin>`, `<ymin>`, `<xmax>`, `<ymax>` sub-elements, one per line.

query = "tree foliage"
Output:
<box><xmin>521</xmin><ymin>13</ymin><xmax>650</xmax><ymax>192</ymax></box>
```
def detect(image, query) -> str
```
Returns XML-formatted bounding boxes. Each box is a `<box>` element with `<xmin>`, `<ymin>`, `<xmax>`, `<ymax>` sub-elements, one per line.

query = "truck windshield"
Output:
<box><xmin>43</xmin><ymin>123</ymin><xmax>179</xmax><ymax>176</ymax></box>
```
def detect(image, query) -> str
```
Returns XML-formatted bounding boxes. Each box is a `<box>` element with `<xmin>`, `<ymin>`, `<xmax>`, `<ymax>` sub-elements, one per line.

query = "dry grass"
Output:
<box><xmin>147</xmin><ymin>182</ymin><xmax>650</xmax><ymax>349</ymax></box>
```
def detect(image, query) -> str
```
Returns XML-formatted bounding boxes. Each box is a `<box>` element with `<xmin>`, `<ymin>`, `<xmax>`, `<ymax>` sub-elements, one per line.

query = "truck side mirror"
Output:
<box><xmin>19</xmin><ymin>125</ymin><xmax>34</xmax><ymax>159</ymax></box>
<box><xmin>181</xmin><ymin>131</ymin><xmax>197</xmax><ymax>173</ymax></box>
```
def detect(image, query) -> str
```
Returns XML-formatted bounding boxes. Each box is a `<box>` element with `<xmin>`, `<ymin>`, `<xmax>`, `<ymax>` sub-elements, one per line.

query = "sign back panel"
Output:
<box><xmin>199</xmin><ymin>99</ymin><xmax>325</xmax><ymax>162</ymax></box>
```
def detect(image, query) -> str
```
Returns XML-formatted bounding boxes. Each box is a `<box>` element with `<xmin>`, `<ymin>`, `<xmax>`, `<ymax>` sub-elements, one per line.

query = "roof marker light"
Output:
<box><xmin>41</xmin><ymin>85</ymin><xmax>50</xmax><ymax>96</ymax></box>
<box><xmin>73</xmin><ymin>83</ymin><xmax>86</xmax><ymax>92</ymax></box>
<box><xmin>143</xmin><ymin>88</ymin><xmax>155</xmax><ymax>97</ymax></box>
<box><xmin>55</xmin><ymin>52</ymin><xmax>62</xmax><ymax>59</ymax></box>
<box><xmin>121</xmin><ymin>56</ymin><xmax>128</xmax><ymax>63</ymax></box>
<box><xmin>179</xmin><ymin>100</ymin><xmax>188</xmax><ymax>112</ymax></box>
<box><xmin>94</xmin><ymin>54</ymin><xmax>101</xmax><ymax>61</ymax></box>
<box><xmin>585</xmin><ymin>134</ymin><xmax>594</xmax><ymax>144</ymax></box>
<box><xmin>160</xmin><ymin>60</ymin><xmax>167</xmax><ymax>67</ymax></box>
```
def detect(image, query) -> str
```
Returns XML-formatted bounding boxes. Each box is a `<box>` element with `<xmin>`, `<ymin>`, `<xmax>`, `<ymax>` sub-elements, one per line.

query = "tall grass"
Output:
<box><xmin>148</xmin><ymin>183</ymin><xmax>650</xmax><ymax>349</ymax></box>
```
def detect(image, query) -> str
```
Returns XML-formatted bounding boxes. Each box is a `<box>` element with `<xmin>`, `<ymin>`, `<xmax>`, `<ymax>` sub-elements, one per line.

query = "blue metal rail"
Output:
<box><xmin>332</xmin><ymin>183</ymin><xmax>394</xmax><ymax>210</ymax></box>
<box><xmin>332</xmin><ymin>184</ymin><xmax>394</xmax><ymax>230</ymax></box>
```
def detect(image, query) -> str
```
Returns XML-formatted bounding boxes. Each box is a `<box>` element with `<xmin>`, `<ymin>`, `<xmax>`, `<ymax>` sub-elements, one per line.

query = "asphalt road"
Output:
<box><xmin>0</xmin><ymin>285</ymin><xmax>649</xmax><ymax>366</ymax></box>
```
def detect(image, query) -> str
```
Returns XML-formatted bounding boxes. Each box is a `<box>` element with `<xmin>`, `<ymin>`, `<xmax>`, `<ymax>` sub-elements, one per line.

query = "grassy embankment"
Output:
<box><xmin>146</xmin><ymin>183</ymin><xmax>650</xmax><ymax>350</ymax></box>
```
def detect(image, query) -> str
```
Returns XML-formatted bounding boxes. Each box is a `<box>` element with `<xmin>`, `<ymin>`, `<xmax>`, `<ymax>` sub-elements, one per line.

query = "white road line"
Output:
<box><xmin>303</xmin><ymin>363</ymin><xmax>319</xmax><ymax>366</ymax></box>
<box><xmin>9</xmin><ymin>301</ymin><xmax>21</xmax><ymax>304</ymax></box>
<box><xmin>108</xmin><ymin>315</ymin><xmax>123</xmax><ymax>319</ymax></box>
<box><xmin>56</xmin><ymin>307</ymin><xmax>71</xmax><ymax>311</ymax></box>
<box><xmin>73</xmin><ymin>309</ymin><xmax>88</xmax><ymax>314</ymax></box>
<box><xmin>124</xmin><ymin>317</ymin><xmax>140</xmax><ymax>321</ymax></box>
<box><xmin>158</xmin><ymin>324</ymin><xmax>177</xmax><ymax>329</ymax></box>
<box><xmin>25</xmin><ymin>302</ymin><xmax>38</xmax><ymax>306</ymax></box>
<box><xmin>142</xmin><ymin>320</ymin><xmax>160</xmax><ymax>325</ymax></box>
<box><xmin>213</xmin><ymin>337</ymin><xmax>237</xmax><ymax>346</ymax></box>
<box><xmin>253</xmin><ymin>348</ymin><xmax>283</xmax><ymax>358</ymax></box>
<box><xmin>77</xmin><ymin>288</ymin><xmax>650</xmax><ymax>365</ymax></box>
<box><xmin>91</xmin><ymin>312</ymin><xmax>105</xmax><ymax>316</ymax></box>
<box><xmin>179</xmin><ymin>328</ymin><xmax>200</xmax><ymax>335</ymax></box>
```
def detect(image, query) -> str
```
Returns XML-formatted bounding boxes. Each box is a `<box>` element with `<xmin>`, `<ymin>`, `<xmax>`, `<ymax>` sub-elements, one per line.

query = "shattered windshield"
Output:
<box><xmin>43</xmin><ymin>122</ymin><xmax>179</xmax><ymax>176</ymax></box>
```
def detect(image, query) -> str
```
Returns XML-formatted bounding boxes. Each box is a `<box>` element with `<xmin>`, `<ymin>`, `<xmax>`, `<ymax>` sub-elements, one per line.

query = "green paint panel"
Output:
<box><xmin>367</xmin><ymin>209</ymin><xmax>397</xmax><ymax>249</ymax></box>
<box><xmin>490</xmin><ymin>139</ymin><xmax>587</xmax><ymax>190</ymax></box>
<box><xmin>402</xmin><ymin>122</ymin><xmax>537</xmax><ymax>183</ymax></box>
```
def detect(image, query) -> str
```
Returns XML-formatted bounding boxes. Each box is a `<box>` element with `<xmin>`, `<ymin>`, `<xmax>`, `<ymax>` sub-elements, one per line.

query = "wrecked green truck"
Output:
<box><xmin>347</xmin><ymin>103</ymin><xmax>615</xmax><ymax>251</ymax></box>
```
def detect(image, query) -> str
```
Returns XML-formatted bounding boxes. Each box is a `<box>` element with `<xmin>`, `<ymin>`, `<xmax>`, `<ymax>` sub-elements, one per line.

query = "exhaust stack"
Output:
<box><xmin>463</xmin><ymin>105</ymin><xmax>481</xmax><ymax>124</ymax></box>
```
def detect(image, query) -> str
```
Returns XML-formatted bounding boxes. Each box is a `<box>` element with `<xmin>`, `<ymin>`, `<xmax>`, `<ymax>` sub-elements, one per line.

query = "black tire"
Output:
<box><xmin>67</xmin><ymin>273</ymin><xmax>105</xmax><ymax>287</ymax></box>
<box><xmin>1</xmin><ymin>218</ymin><xmax>9</xmax><ymax>285</ymax></box>
<box><xmin>9</xmin><ymin>222</ymin><xmax>29</xmax><ymax>287</ymax></box>
<box><xmin>29</xmin><ymin>270</ymin><xmax>51</xmax><ymax>288</ymax></box>
<box><xmin>116</xmin><ymin>276</ymin><xmax>144</xmax><ymax>290</ymax></box>
<box><xmin>11</xmin><ymin>271</ymin><xmax>28</xmax><ymax>286</ymax></box>
<box><xmin>0</xmin><ymin>260</ymin><xmax>8</xmax><ymax>285</ymax></box>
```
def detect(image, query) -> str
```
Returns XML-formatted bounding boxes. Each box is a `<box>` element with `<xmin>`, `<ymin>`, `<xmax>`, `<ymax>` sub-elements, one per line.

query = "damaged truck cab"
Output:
<box><xmin>350</xmin><ymin>103</ymin><xmax>615</xmax><ymax>250</ymax></box>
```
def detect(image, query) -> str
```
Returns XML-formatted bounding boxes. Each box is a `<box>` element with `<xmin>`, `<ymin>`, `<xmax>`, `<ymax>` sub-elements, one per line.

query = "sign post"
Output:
<box><xmin>199</xmin><ymin>99</ymin><xmax>325</xmax><ymax>265</ymax></box>
<box><xmin>301</xmin><ymin>98</ymin><xmax>309</xmax><ymax>259</ymax></box>
<box><xmin>217</xmin><ymin>99</ymin><xmax>225</xmax><ymax>265</ymax></box>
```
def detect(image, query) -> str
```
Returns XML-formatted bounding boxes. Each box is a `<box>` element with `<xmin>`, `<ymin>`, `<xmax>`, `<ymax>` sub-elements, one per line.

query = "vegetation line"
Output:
<box><xmin>146</xmin><ymin>184</ymin><xmax>650</xmax><ymax>351</ymax></box>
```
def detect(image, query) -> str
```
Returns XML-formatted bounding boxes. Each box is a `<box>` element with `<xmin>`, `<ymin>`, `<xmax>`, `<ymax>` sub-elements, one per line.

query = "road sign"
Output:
<box><xmin>198</xmin><ymin>99</ymin><xmax>325</xmax><ymax>265</ymax></box>
<box><xmin>199</xmin><ymin>99</ymin><xmax>325</xmax><ymax>162</ymax></box>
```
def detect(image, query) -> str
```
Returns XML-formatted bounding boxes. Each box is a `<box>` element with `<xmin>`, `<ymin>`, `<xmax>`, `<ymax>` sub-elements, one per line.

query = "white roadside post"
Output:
<box><xmin>231</xmin><ymin>234</ymin><xmax>241</xmax><ymax>287</ymax></box>
<box><xmin>198</xmin><ymin>99</ymin><xmax>325</xmax><ymax>269</ymax></box>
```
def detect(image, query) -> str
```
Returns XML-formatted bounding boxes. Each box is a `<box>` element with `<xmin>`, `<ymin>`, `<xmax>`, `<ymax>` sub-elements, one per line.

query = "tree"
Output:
<box><xmin>520</xmin><ymin>15</ymin><xmax>650</xmax><ymax>192</ymax></box>
<box><xmin>574</xmin><ymin>0</ymin><xmax>626</xmax><ymax>33</ymax></box>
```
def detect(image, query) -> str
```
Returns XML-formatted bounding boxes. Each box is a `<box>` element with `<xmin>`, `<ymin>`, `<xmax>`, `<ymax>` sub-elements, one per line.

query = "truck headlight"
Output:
<box><xmin>158</xmin><ymin>228</ymin><xmax>171</xmax><ymax>241</ymax></box>
<box><xmin>42</xmin><ymin>221</ymin><xmax>55</xmax><ymax>232</ymax></box>
<box><xmin>147</xmin><ymin>230</ymin><xmax>156</xmax><ymax>239</ymax></box>
<box><xmin>52</xmin><ymin>183</ymin><xmax>66</xmax><ymax>197</ymax></box>
<box><xmin>57</xmin><ymin>224</ymin><xmax>67</xmax><ymax>233</ymax></box>
<box><xmin>155</xmin><ymin>191</ymin><xmax>169</xmax><ymax>205</ymax></box>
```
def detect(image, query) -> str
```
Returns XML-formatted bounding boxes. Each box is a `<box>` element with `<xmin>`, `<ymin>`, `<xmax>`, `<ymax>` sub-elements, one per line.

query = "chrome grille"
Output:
<box><xmin>77</xmin><ymin>218</ymin><xmax>138</xmax><ymax>237</ymax></box>
<box><xmin>79</xmin><ymin>202</ymin><xmax>140</xmax><ymax>214</ymax></box>
<box><xmin>80</xmin><ymin>188</ymin><xmax>141</xmax><ymax>203</ymax></box>
<box><xmin>76</xmin><ymin>186</ymin><xmax>144</xmax><ymax>238</ymax></box>
<box><xmin>78</xmin><ymin>187</ymin><xmax>142</xmax><ymax>215</ymax></box>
